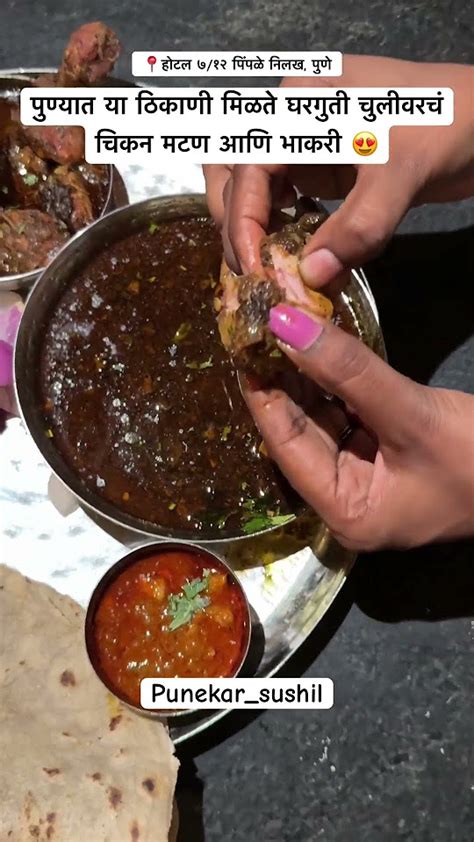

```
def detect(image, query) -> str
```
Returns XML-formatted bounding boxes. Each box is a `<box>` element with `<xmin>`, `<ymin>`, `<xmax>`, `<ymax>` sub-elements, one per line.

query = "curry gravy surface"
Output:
<box><xmin>40</xmin><ymin>217</ymin><xmax>301</xmax><ymax>535</ymax></box>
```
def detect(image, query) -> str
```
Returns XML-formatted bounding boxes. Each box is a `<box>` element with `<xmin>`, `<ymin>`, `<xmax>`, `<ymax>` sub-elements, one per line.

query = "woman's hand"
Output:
<box><xmin>242</xmin><ymin>304</ymin><xmax>474</xmax><ymax>550</ymax></box>
<box><xmin>204</xmin><ymin>56</ymin><xmax>474</xmax><ymax>287</ymax></box>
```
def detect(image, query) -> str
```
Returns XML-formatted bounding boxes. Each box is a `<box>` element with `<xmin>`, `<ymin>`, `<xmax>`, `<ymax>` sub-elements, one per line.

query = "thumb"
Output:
<box><xmin>299</xmin><ymin>164</ymin><xmax>418</xmax><ymax>287</ymax></box>
<box><xmin>268</xmin><ymin>303</ymin><xmax>431</xmax><ymax>445</ymax></box>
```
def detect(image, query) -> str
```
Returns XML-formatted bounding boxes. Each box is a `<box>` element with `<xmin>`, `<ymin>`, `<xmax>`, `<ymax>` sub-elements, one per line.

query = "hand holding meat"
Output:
<box><xmin>204</xmin><ymin>56</ymin><xmax>474</xmax><ymax>288</ymax></box>
<box><xmin>205</xmin><ymin>55</ymin><xmax>474</xmax><ymax>549</ymax></box>
<box><xmin>243</xmin><ymin>306</ymin><xmax>474</xmax><ymax>550</ymax></box>
<box><xmin>217</xmin><ymin>200</ymin><xmax>334</xmax><ymax>374</ymax></box>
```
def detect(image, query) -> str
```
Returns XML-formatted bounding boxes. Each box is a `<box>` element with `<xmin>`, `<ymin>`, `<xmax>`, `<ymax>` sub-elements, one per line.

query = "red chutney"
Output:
<box><xmin>93</xmin><ymin>550</ymin><xmax>249</xmax><ymax>706</ymax></box>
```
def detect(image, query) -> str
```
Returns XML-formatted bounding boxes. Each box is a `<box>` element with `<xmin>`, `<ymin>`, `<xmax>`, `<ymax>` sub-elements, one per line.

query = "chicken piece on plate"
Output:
<box><xmin>0</xmin><ymin>144</ymin><xmax>16</xmax><ymax>206</ymax></box>
<box><xmin>216</xmin><ymin>200</ymin><xmax>334</xmax><ymax>374</ymax></box>
<box><xmin>6</xmin><ymin>137</ymin><xmax>49</xmax><ymax>205</ymax></box>
<box><xmin>76</xmin><ymin>160</ymin><xmax>109</xmax><ymax>188</ymax></box>
<box><xmin>23</xmin><ymin>23</ymin><xmax>121</xmax><ymax>163</ymax></box>
<box><xmin>6</xmin><ymin>99</ymin><xmax>85</xmax><ymax>166</ymax></box>
<box><xmin>34</xmin><ymin>23</ymin><xmax>121</xmax><ymax>88</ymax></box>
<box><xmin>39</xmin><ymin>165</ymin><xmax>94</xmax><ymax>232</ymax></box>
<box><xmin>56</xmin><ymin>22</ymin><xmax>122</xmax><ymax>86</ymax></box>
<box><xmin>0</xmin><ymin>209</ymin><xmax>68</xmax><ymax>275</ymax></box>
<box><xmin>20</xmin><ymin>124</ymin><xmax>86</xmax><ymax>166</ymax></box>
<box><xmin>6</xmin><ymin>98</ymin><xmax>84</xmax><ymax>165</ymax></box>
<box><xmin>5</xmin><ymin>136</ymin><xmax>97</xmax><ymax>231</ymax></box>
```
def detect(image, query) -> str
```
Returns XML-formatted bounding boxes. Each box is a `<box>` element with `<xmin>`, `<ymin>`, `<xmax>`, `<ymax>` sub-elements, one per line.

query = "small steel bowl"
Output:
<box><xmin>0</xmin><ymin>69</ymin><xmax>125</xmax><ymax>292</ymax></box>
<box><xmin>84</xmin><ymin>541</ymin><xmax>252</xmax><ymax>719</ymax></box>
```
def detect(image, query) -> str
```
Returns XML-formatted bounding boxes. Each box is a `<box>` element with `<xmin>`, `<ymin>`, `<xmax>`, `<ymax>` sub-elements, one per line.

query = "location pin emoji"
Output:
<box><xmin>147</xmin><ymin>55</ymin><xmax>157</xmax><ymax>73</ymax></box>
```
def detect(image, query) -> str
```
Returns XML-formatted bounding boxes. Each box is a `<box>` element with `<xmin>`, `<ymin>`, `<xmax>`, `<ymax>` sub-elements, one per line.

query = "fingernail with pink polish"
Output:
<box><xmin>269</xmin><ymin>305</ymin><xmax>324</xmax><ymax>351</ymax></box>
<box><xmin>300</xmin><ymin>248</ymin><xmax>343</xmax><ymax>286</ymax></box>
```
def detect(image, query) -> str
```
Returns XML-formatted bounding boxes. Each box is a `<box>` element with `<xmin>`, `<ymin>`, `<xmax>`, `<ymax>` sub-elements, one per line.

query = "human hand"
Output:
<box><xmin>204</xmin><ymin>56</ymin><xmax>474</xmax><ymax>286</ymax></box>
<box><xmin>242</xmin><ymin>304</ymin><xmax>474</xmax><ymax>550</ymax></box>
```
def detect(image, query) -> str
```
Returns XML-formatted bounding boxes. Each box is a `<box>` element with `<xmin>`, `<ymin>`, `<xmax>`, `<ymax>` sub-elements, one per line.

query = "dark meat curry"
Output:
<box><xmin>217</xmin><ymin>201</ymin><xmax>336</xmax><ymax>375</ymax></box>
<box><xmin>40</xmin><ymin>217</ymin><xmax>308</xmax><ymax>537</ymax></box>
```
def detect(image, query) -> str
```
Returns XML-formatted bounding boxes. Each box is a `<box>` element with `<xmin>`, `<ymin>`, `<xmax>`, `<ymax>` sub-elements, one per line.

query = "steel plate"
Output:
<box><xmin>1</xmin><ymin>158</ymin><xmax>385</xmax><ymax>744</ymax></box>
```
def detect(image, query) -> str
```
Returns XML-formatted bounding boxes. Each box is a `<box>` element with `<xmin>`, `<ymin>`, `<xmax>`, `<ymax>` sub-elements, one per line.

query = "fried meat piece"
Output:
<box><xmin>217</xmin><ymin>202</ymin><xmax>333</xmax><ymax>373</ymax></box>
<box><xmin>0</xmin><ymin>208</ymin><xmax>68</xmax><ymax>275</ymax></box>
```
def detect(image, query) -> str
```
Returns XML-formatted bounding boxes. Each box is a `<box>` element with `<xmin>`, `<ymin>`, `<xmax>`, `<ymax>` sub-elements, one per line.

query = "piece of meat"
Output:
<box><xmin>7</xmin><ymin>101</ymin><xmax>85</xmax><ymax>166</ymax></box>
<box><xmin>0</xmin><ymin>145</ymin><xmax>16</xmax><ymax>206</ymax></box>
<box><xmin>75</xmin><ymin>160</ymin><xmax>109</xmax><ymax>187</ymax></box>
<box><xmin>6</xmin><ymin>136</ymin><xmax>48</xmax><ymax>205</ymax></box>
<box><xmin>0</xmin><ymin>102</ymin><xmax>18</xmax><ymax>206</ymax></box>
<box><xmin>21</xmin><ymin>124</ymin><xmax>85</xmax><ymax>166</ymax></box>
<box><xmin>33</xmin><ymin>23</ymin><xmax>121</xmax><ymax>88</ymax></box>
<box><xmin>39</xmin><ymin>165</ymin><xmax>94</xmax><ymax>232</ymax></box>
<box><xmin>22</xmin><ymin>24</ymin><xmax>121</xmax><ymax>163</ymax></box>
<box><xmin>217</xmin><ymin>200</ymin><xmax>334</xmax><ymax>373</ymax></box>
<box><xmin>217</xmin><ymin>265</ymin><xmax>284</xmax><ymax>360</ymax></box>
<box><xmin>5</xmin><ymin>133</ymin><xmax>97</xmax><ymax>232</ymax></box>
<box><xmin>75</xmin><ymin>161</ymin><xmax>110</xmax><ymax>215</ymax></box>
<box><xmin>0</xmin><ymin>208</ymin><xmax>68</xmax><ymax>275</ymax></box>
<box><xmin>57</xmin><ymin>22</ymin><xmax>122</xmax><ymax>86</ymax></box>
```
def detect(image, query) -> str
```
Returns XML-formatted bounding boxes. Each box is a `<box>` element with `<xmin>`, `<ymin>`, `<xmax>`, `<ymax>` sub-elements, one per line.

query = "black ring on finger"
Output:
<box><xmin>338</xmin><ymin>423</ymin><xmax>356</xmax><ymax>449</ymax></box>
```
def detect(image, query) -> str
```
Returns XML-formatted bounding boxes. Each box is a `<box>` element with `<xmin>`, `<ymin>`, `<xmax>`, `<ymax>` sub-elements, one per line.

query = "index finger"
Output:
<box><xmin>203</xmin><ymin>164</ymin><xmax>232</xmax><ymax>228</ymax></box>
<box><xmin>226</xmin><ymin>164</ymin><xmax>287</xmax><ymax>274</ymax></box>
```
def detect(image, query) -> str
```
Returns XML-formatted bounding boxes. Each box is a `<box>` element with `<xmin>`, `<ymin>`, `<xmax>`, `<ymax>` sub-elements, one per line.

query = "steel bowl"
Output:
<box><xmin>15</xmin><ymin>192</ymin><xmax>386</xmax><ymax>544</ymax></box>
<box><xmin>84</xmin><ymin>541</ymin><xmax>252</xmax><ymax>719</ymax></box>
<box><xmin>0</xmin><ymin>68</ymin><xmax>129</xmax><ymax>292</ymax></box>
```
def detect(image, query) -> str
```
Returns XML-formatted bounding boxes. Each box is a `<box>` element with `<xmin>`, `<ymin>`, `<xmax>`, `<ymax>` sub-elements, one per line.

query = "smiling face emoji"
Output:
<box><xmin>353</xmin><ymin>131</ymin><xmax>377</xmax><ymax>156</ymax></box>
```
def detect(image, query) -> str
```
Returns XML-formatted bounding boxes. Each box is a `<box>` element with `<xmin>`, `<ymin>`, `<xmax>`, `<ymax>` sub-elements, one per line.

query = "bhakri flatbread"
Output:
<box><xmin>0</xmin><ymin>564</ymin><xmax>179</xmax><ymax>841</ymax></box>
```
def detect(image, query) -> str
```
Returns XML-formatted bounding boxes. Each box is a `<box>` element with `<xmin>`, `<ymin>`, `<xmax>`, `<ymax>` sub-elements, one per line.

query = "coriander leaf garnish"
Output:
<box><xmin>22</xmin><ymin>173</ymin><xmax>38</xmax><ymax>186</ymax></box>
<box><xmin>167</xmin><ymin>572</ymin><xmax>211</xmax><ymax>631</ymax></box>
<box><xmin>239</xmin><ymin>495</ymin><xmax>294</xmax><ymax>534</ymax></box>
<box><xmin>182</xmin><ymin>576</ymin><xmax>209</xmax><ymax>600</ymax></box>
<box><xmin>168</xmin><ymin>594</ymin><xmax>210</xmax><ymax>631</ymax></box>
<box><xmin>242</xmin><ymin>514</ymin><xmax>294</xmax><ymax>534</ymax></box>
<box><xmin>148</xmin><ymin>222</ymin><xmax>158</xmax><ymax>234</ymax></box>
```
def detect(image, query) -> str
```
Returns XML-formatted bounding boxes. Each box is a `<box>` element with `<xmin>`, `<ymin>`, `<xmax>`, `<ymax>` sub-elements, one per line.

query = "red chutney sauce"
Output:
<box><xmin>92</xmin><ymin>550</ymin><xmax>249</xmax><ymax>706</ymax></box>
